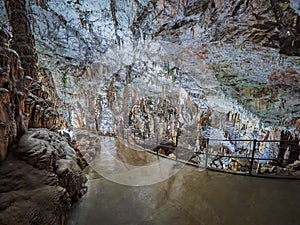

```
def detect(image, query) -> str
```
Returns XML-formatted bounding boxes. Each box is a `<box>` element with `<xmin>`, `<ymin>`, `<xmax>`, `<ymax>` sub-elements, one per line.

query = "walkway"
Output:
<box><xmin>66</xmin><ymin>136</ymin><xmax>300</xmax><ymax>225</ymax></box>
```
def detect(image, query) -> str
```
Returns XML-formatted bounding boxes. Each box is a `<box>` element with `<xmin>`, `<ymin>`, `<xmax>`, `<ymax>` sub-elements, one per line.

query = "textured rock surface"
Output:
<box><xmin>71</xmin><ymin>129</ymin><xmax>102</xmax><ymax>163</ymax></box>
<box><xmin>0</xmin><ymin>25</ymin><xmax>26</xmax><ymax>161</ymax></box>
<box><xmin>10</xmin><ymin>0</ymin><xmax>297</xmax><ymax>167</ymax></box>
<box><xmin>18</xmin><ymin>0</ymin><xmax>299</xmax><ymax>65</ymax></box>
<box><xmin>1</xmin><ymin>1</ymin><xmax>300</xmax><ymax>223</ymax></box>
<box><xmin>0</xmin><ymin>128</ymin><xmax>87</xmax><ymax>225</ymax></box>
<box><xmin>4</xmin><ymin>0</ymin><xmax>38</xmax><ymax>79</ymax></box>
<box><xmin>268</xmin><ymin>68</ymin><xmax>300</xmax><ymax>87</ymax></box>
<box><xmin>0</xmin><ymin>24</ymin><xmax>61</xmax><ymax>161</ymax></box>
<box><xmin>0</xmin><ymin>156</ymin><xmax>70</xmax><ymax>225</ymax></box>
<box><xmin>0</xmin><ymin>2</ymin><xmax>87</xmax><ymax>223</ymax></box>
<box><xmin>132</xmin><ymin>0</ymin><xmax>300</xmax><ymax>54</ymax></box>
<box><xmin>16</xmin><ymin>128</ymin><xmax>87</xmax><ymax>201</ymax></box>
<box><xmin>13</xmin><ymin>0</ymin><xmax>298</xmax><ymax>134</ymax></box>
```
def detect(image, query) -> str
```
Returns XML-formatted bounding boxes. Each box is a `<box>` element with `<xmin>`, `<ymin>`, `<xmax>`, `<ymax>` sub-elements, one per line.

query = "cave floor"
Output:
<box><xmin>66</xmin><ymin>137</ymin><xmax>300</xmax><ymax>225</ymax></box>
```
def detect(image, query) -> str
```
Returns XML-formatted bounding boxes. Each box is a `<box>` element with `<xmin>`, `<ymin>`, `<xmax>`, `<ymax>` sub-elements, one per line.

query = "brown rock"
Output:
<box><xmin>0</xmin><ymin>157</ymin><xmax>71</xmax><ymax>225</ymax></box>
<box><xmin>16</xmin><ymin>128</ymin><xmax>87</xmax><ymax>200</ymax></box>
<box><xmin>268</xmin><ymin>69</ymin><xmax>300</xmax><ymax>87</ymax></box>
<box><xmin>4</xmin><ymin>0</ymin><xmax>38</xmax><ymax>79</ymax></box>
<box><xmin>0</xmin><ymin>27</ymin><xmax>26</xmax><ymax>160</ymax></box>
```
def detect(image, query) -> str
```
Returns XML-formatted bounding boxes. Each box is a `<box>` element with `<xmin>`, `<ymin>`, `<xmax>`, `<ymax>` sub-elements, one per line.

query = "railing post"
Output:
<box><xmin>156</xmin><ymin>133</ymin><xmax>158</xmax><ymax>156</ymax></box>
<box><xmin>205</xmin><ymin>138</ymin><xmax>209</xmax><ymax>169</ymax></box>
<box><xmin>249</xmin><ymin>139</ymin><xmax>257</xmax><ymax>175</ymax></box>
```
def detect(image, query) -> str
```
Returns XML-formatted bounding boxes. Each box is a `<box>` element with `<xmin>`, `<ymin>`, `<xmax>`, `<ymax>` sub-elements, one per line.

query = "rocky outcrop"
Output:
<box><xmin>70</xmin><ymin>129</ymin><xmax>102</xmax><ymax>163</ymax></box>
<box><xmin>132</xmin><ymin>0</ymin><xmax>300</xmax><ymax>55</ymax></box>
<box><xmin>0</xmin><ymin>24</ymin><xmax>61</xmax><ymax>161</ymax></box>
<box><xmin>16</xmin><ymin>128</ymin><xmax>87</xmax><ymax>201</ymax></box>
<box><xmin>276</xmin><ymin>130</ymin><xmax>300</xmax><ymax>167</ymax></box>
<box><xmin>0</xmin><ymin>129</ymin><xmax>87</xmax><ymax>225</ymax></box>
<box><xmin>25</xmin><ymin>79</ymin><xmax>61</xmax><ymax>129</ymax></box>
<box><xmin>268</xmin><ymin>69</ymin><xmax>300</xmax><ymax>87</ymax></box>
<box><xmin>0</xmin><ymin>128</ymin><xmax>87</xmax><ymax>225</ymax></box>
<box><xmin>0</xmin><ymin>157</ymin><xmax>71</xmax><ymax>225</ymax></box>
<box><xmin>0</xmin><ymin>2</ymin><xmax>87</xmax><ymax>224</ymax></box>
<box><xmin>15</xmin><ymin>0</ymin><xmax>299</xmax><ymax>139</ymax></box>
<box><xmin>4</xmin><ymin>0</ymin><xmax>38</xmax><ymax>79</ymax></box>
<box><xmin>0</xmin><ymin>25</ymin><xmax>26</xmax><ymax>161</ymax></box>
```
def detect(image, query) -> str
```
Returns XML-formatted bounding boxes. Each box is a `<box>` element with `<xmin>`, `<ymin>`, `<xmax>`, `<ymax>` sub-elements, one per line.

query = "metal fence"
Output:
<box><xmin>116</xmin><ymin>127</ymin><xmax>300</xmax><ymax>178</ymax></box>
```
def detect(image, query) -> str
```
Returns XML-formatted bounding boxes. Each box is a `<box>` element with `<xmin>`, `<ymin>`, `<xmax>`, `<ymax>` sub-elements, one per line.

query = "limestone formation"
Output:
<box><xmin>0</xmin><ymin>24</ymin><xmax>61</xmax><ymax>161</ymax></box>
<box><xmin>70</xmin><ymin>129</ymin><xmax>102</xmax><ymax>163</ymax></box>
<box><xmin>16</xmin><ymin>128</ymin><xmax>87</xmax><ymax>201</ymax></box>
<box><xmin>0</xmin><ymin>157</ymin><xmax>71</xmax><ymax>225</ymax></box>
<box><xmin>4</xmin><ymin>0</ymin><xmax>38</xmax><ymax>79</ymax></box>
<box><xmin>0</xmin><ymin>128</ymin><xmax>87</xmax><ymax>223</ymax></box>
<box><xmin>0</xmin><ymin>26</ymin><xmax>26</xmax><ymax>161</ymax></box>
<box><xmin>268</xmin><ymin>69</ymin><xmax>300</xmax><ymax>87</ymax></box>
<box><xmin>1</xmin><ymin>3</ymin><xmax>300</xmax><ymax>225</ymax></box>
<box><xmin>132</xmin><ymin>0</ymin><xmax>300</xmax><ymax>55</ymax></box>
<box><xmin>0</xmin><ymin>2</ymin><xmax>86</xmax><ymax>223</ymax></box>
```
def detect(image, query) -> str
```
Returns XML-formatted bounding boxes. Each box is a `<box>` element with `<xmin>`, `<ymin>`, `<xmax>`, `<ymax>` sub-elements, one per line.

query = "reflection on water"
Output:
<box><xmin>87</xmin><ymin>136</ymin><xmax>185</xmax><ymax>186</ymax></box>
<box><xmin>114</xmin><ymin>138</ymin><xmax>157</xmax><ymax>166</ymax></box>
<box><xmin>66</xmin><ymin>135</ymin><xmax>300</xmax><ymax>225</ymax></box>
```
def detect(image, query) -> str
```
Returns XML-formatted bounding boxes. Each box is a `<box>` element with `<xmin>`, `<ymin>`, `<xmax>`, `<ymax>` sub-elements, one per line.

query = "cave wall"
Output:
<box><xmin>27</xmin><ymin>0</ymin><xmax>300</xmax><ymax>67</ymax></box>
<box><xmin>11</xmin><ymin>0</ymin><xmax>298</xmax><ymax>135</ymax></box>
<box><xmin>0</xmin><ymin>26</ymin><xmax>26</xmax><ymax>160</ymax></box>
<box><xmin>2</xmin><ymin>0</ymin><xmax>299</xmax><ymax>160</ymax></box>
<box><xmin>0</xmin><ymin>2</ymin><xmax>88</xmax><ymax>224</ymax></box>
<box><xmin>4</xmin><ymin>0</ymin><xmax>38</xmax><ymax>79</ymax></box>
<box><xmin>132</xmin><ymin>0</ymin><xmax>300</xmax><ymax>54</ymax></box>
<box><xmin>0</xmin><ymin>0</ymin><xmax>61</xmax><ymax>161</ymax></box>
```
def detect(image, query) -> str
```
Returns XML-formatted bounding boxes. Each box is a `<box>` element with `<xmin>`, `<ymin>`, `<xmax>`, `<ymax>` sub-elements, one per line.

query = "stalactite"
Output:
<box><xmin>4</xmin><ymin>0</ymin><xmax>38</xmax><ymax>79</ymax></box>
<box><xmin>110</xmin><ymin>0</ymin><xmax>121</xmax><ymax>46</ymax></box>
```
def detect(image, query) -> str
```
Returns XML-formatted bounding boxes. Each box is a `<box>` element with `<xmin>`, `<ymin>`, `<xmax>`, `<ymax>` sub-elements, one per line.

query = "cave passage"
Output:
<box><xmin>66</xmin><ymin>135</ymin><xmax>300</xmax><ymax>225</ymax></box>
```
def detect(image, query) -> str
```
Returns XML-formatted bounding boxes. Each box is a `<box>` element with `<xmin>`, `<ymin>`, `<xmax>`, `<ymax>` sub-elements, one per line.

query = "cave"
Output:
<box><xmin>1</xmin><ymin>1</ymin><xmax>300</xmax><ymax>225</ymax></box>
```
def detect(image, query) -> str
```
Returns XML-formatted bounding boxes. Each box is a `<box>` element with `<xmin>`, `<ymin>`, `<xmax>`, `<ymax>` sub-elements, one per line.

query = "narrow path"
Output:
<box><xmin>66</xmin><ymin>135</ymin><xmax>300</xmax><ymax>225</ymax></box>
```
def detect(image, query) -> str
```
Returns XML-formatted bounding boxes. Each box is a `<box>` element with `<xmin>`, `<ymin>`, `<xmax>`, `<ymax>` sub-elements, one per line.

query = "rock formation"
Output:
<box><xmin>4</xmin><ymin>0</ymin><xmax>38</xmax><ymax>79</ymax></box>
<box><xmin>1</xmin><ymin>0</ymin><xmax>300</xmax><ymax>223</ymax></box>
<box><xmin>0</xmin><ymin>1</ymin><xmax>87</xmax><ymax>224</ymax></box>
<box><xmin>16</xmin><ymin>129</ymin><xmax>87</xmax><ymax>201</ymax></box>
<box><xmin>132</xmin><ymin>0</ymin><xmax>300</xmax><ymax>55</ymax></box>
<box><xmin>0</xmin><ymin>129</ymin><xmax>87</xmax><ymax>225</ymax></box>
<box><xmin>0</xmin><ymin>158</ymin><xmax>71</xmax><ymax>225</ymax></box>
<box><xmin>0</xmin><ymin>23</ymin><xmax>61</xmax><ymax>161</ymax></box>
<box><xmin>0</xmin><ymin>25</ymin><xmax>26</xmax><ymax>161</ymax></box>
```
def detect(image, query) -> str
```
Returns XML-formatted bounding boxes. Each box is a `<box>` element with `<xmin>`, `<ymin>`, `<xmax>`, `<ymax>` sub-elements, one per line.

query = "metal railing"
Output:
<box><xmin>115</xmin><ymin>126</ymin><xmax>300</xmax><ymax>178</ymax></box>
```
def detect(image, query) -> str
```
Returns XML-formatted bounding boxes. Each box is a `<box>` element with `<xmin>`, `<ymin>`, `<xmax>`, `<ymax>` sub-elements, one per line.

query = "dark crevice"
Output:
<box><xmin>110</xmin><ymin>0</ymin><xmax>120</xmax><ymax>45</ymax></box>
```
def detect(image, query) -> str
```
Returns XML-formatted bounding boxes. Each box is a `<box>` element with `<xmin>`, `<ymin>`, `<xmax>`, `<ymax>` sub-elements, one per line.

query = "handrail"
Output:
<box><xmin>116</xmin><ymin>127</ymin><xmax>300</xmax><ymax>179</ymax></box>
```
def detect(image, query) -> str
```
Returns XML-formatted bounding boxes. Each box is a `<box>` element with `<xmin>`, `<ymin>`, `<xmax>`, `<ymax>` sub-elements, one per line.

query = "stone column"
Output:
<box><xmin>4</xmin><ymin>0</ymin><xmax>38</xmax><ymax>79</ymax></box>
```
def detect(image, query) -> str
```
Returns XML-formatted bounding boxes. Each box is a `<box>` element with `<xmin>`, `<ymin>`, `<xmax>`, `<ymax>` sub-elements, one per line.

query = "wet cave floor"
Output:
<box><xmin>66</xmin><ymin>137</ymin><xmax>300</xmax><ymax>225</ymax></box>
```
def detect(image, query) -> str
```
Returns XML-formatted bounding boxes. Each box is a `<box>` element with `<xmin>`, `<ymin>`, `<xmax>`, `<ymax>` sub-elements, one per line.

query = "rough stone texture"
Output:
<box><xmin>71</xmin><ymin>130</ymin><xmax>102</xmax><ymax>163</ymax></box>
<box><xmin>0</xmin><ymin>1</ymin><xmax>61</xmax><ymax>160</ymax></box>
<box><xmin>24</xmin><ymin>79</ymin><xmax>61</xmax><ymax>129</ymax></box>
<box><xmin>0</xmin><ymin>24</ymin><xmax>61</xmax><ymax>161</ymax></box>
<box><xmin>0</xmin><ymin>128</ymin><xmax>88</xmax><ymax>224</ymax></box>
<box><xmin>4</xmin><ymin>0</ymin><xmax>39</xmax><ymax>79</ymax></box>
<box><xmin>268</xmin><ymin>69</ymin><xmax>300</xmax><ymax>87</ymax></box>
<box><xmin>0</xmin><ymin>156</ymin><xmax>71</xmax><ymax>225</ymax></box>
<box><xmin>16</xmin><ymin>0</ymin><xmax>299</xmax><ymax>136</ymax></box>
<box><xmin>16</xmin><ymin>128</ymin><xmax>87</xmax><ymax>201</ymax></box>
<box><xmin>132</xmin><ymin>0</ymin><xmax>300</xmax><ymax>55</ymax></box>
<box><xmin>0</xmin><ymin>25</ymin><xmax>26</xmax><ymax>161</ymax></box>
<box><xmin>0</xmin><ymin>20</ymin><xmax>85</xmax><ymax>224</ymax></box>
